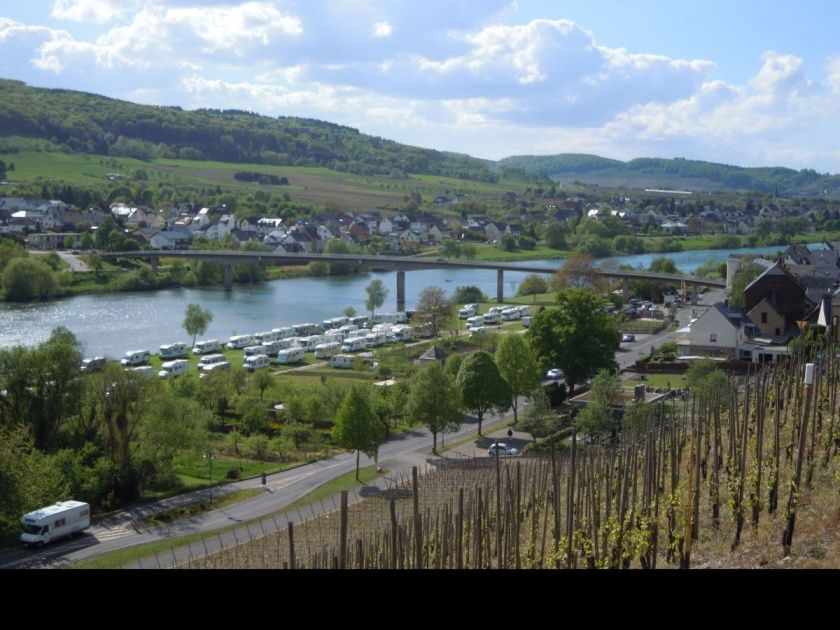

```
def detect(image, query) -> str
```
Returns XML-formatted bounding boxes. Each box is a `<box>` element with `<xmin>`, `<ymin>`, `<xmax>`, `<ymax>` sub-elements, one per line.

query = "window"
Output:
<box><xmin>761</xmin><ymin>312</ymin><xmax>768</xmax><ymax>324</ymax></box>
<box><xmin>710</xmin><ymin>334</ymin><xmax>717</xmax><ymax>343</ymax></box>
<box><xmin>775</xmin><ymin>328</ymin><xmax>781</xmax><ymax>336</ymax></box>
<box><xmin>54</xmin><ymin>518</ymin><xmax>65</xmax><ymax>528</ymax></box>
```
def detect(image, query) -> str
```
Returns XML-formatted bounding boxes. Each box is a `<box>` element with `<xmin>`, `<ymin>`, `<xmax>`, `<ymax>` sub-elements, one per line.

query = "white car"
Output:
<box><xmin>545</xmin><ymin>368</ymin><xmax>564</xmax><ymax>380</ymax></box>
<box><xmin>488</xmin><ymin>443</ymin><xmax>519</xmax><ymax>457</ymax></box>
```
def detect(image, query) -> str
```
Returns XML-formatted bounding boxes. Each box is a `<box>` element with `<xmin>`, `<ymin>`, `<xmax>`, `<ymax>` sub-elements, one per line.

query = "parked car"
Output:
<box><xmin>545</xmin><ymin>368</ymin><xmax>563</xmax><ymax>380</ymax></box>
<box><xmin>80</xmin><ymin>356</ymin><xmax>106</xmax><ymax>373</ymax></box>
<box><xmin>488</xmin><ymin>443</ymin><xmax>519</xmax><ymax>457</ymax></box>
<box><xmin>621</xmin><ymin>333</ymin><xmax>636</xmax><ymax>342</ymax></box>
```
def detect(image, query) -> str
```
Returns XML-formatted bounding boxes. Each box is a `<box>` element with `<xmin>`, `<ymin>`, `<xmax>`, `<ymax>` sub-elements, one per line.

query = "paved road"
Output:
<box><xmin>29</xmin><ymin>249</ymin><xmax>90</xmax><ymax>272</ymax></box>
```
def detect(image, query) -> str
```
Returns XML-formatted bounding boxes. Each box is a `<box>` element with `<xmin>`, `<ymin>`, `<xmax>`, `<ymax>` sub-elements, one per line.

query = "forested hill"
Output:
<box><xmin>0</xmin><ymin>79</ymin><xmax>496</xmax><ymax>181</ymax></box>
<box><xmin>498</xmin><ymin>154</ymin><xmax>840</xmax><ymax>196</ymax></box>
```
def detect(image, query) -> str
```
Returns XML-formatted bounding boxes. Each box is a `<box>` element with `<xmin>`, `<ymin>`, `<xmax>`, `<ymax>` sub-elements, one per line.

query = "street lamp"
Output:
<box><xmin>204</xmin><ymin>450</ymin><xmax>215</xmax><ymax>483</ymax></box>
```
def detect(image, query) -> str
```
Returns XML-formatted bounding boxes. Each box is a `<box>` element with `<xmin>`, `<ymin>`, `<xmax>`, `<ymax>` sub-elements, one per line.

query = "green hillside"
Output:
<box><xmin>0</xmin><ymin>79</ymin><xmax>496</xmax><ymax>182</ymax></box>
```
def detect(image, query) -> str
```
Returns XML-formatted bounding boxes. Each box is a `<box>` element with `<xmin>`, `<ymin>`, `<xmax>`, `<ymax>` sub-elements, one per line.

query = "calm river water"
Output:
<box><xmin>1</xmin><ymin>242</ymin><xmax>811</xmax><ymax>357</ymax></box>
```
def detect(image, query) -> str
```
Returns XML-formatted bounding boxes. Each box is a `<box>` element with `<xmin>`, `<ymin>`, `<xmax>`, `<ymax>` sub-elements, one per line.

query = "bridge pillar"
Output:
<box><xmin>497</xmin><ymin>269</ymin><xmax>504</xmax><ymax>303</ymax></box>
<box><xmin>396</xmin><ymin>270</ymin><xmax>406</xmax><ymax>312</ymax></box>
<box><xmin>149</xmin><ymin>256</ymin><xmax>158</xmax><ymax>273</ymax></box>
<box><xmin>223</xmin><ymin>264</ymin><xmax>233</xmax><ymax>292</ymax></box>
<box><xmin>622</xmin><ymin>277</ymin><xmax>630</xmax><ymax>301</ymax></box>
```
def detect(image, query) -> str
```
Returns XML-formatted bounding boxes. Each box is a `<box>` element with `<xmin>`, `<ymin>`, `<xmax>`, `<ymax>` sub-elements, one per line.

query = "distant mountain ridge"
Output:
<box><xmin>497</xmin><ymin>154</ymin><xmax>840</xmax><ymax>197</ymax></box>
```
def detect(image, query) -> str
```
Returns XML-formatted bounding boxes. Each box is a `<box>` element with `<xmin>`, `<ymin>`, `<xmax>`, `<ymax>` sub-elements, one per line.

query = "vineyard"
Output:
<box><xmin>178</xmin><ymin>343</ymin><xmax>840</xmax><ymax>569</ymax></box>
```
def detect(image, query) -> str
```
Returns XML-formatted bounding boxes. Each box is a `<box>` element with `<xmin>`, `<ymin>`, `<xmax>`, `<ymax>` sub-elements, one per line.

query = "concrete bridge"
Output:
<box><xmin>100</xmin><ymin>250</ymin><xmax>726</xmax><ymax>311</ymax></box>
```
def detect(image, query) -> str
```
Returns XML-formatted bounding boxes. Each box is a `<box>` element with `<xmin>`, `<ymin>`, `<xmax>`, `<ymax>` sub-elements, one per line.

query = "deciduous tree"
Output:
<box><xmin>455</xmin><ymin>351</ymin><xmax>511</xmax><ymax>435</ymax></box>
<box><xmin>332</xmin><ymin>386</ymin><xmax>386</xmax><ymax>480</ymax></box>
<box><xmin>495</xmin><ymin>334</ymin><xmax>541</xmax><ymax>423</ymax></box>
<box><xmin>406</xmin><ymin>362</ymin><xmax>462</xmax><ymax>453</ymax></box>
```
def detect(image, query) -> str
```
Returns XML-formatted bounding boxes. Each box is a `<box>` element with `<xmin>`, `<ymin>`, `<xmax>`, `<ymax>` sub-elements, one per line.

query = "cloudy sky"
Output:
<box><xmin>3</xmin><ymin>1</ymin><xmax>840</xmax><ymax>172</ymax></box>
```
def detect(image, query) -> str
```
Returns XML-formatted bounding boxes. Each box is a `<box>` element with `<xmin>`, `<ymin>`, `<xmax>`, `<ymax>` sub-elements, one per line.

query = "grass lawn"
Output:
<box><xmin>625</xmin><ymin>372</ymin><xmax>688</xmax><ymax>389</ymax></box>
<box><xmin>141</xmin><ymin>488</ymin><xmax>263</xmax><ymax>526</ymax></box>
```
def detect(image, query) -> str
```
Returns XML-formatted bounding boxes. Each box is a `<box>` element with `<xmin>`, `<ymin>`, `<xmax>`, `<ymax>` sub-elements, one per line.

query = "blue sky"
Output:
<box><xmin>2</xmin><ymin>1</ymin><xmax>840</xmax><ymax>172</ymax></box>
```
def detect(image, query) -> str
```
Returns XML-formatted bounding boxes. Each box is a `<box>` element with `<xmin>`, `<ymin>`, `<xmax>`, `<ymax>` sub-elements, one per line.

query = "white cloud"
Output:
<box><xmin>372</xmin><ymin>21</ymin><xmax>392</xmax><ymax>38</ymax></box>
<box><xmin>50</xmin><ymin>0</ymin><xmax>131</xmax><ymax>24</ymax></box>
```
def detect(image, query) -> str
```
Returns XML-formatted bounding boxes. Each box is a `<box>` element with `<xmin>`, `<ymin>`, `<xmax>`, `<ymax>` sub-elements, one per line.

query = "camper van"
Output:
<box><xmin>340</xmin><ymin>337</ymin><xmax>368</xmax><ymax>353</ymax></box>
<box><xmin>80</xmin><ymin>356</ymin><xmax>106</xmax><ymax>373</ymax></box>
<box><xmin>158</xmin><ymin>359</ymin><xmax>189</xmax><ymax>379</ymax></box>
<box><xmin>277</xmin><ymin>347</ymin><xmax>306</xmax><ymax>365</ymax></box>
<box><xmin>198</xmin><ymin>354</ymin><xmax>226</xmax><ymax>369</ymax></box>
<box><xmin>273</xmin><ymin>327</ymin><xmax>295</xmax><ymax>340</ymax></box>
<box><xmin>255</xmin><ymin>330</ymin><xmax>280</xmax><ymax>343</ymax></box>
<box><xmin>226</xmin><ymin>334</ymin><xmax>256</xmax><ymax>350</ymax></box>
<box><xmin>459</xmin><ymin>304</ymin><xmax>478</xmax><ymax>319</ymax></box>
<box><xmin>501</xmin><ymin>308</ymin><xmax>521</xmax><ymax>321</ymax></box>
<box><xmin>391</xmin><ymin>325</ymin><xmax>414</xmax><ymax>342</ymax></box>
<box><xmin>517</xmin><ymin>305</ymin><xmax>531</xmax><ymax>317</ymax></box>
<box><xmin>521</xmin><ymin>316</ymin><xmax>532</xmax><ymax>328</ymax></box>
<box><xmin>314</xmin><ymin>342</ymin><xmax>341</xmax><ymax>359</ymax></box>
<box><xmin>466</xmin><ymin>315</ymin><xmax>484</xmax><ymax>328</ymax></box>
<box><xmin>193</xmin><ymin>339</ymin><xmax>220</xmax><ymax>355</ymax></box>
<box><xmin>200</xmin><ymin>361</ymin><xmax>230</xmax><ymax>377</ymax></box>
<box><xmin>482</xmin><ymin>312</ymin><xmax>501</xmax><ymax>325</ymax></box>
<box><xmin>260</xmin><ymin>340</ymin><xmax>284</xmax><ymax>356</ymax></box>
<box><xmin>120</xmin><ymin>349</ymin><xmax>150</xmax><ymax>366</ymax></box>
<box><xmin>364</xmin><ymin>332</ymin><xmax>387</xmax><ymax>348</ymax></box>
<box><xmin>20</xmin><ymin>500</ymin><xmax>90</xmax><ymax>547</ymax></box>
<box><xmin>243</xmin><ymin>345</ymin><xmax>266</xmax><ymax>357</ymax></box>
<box><xmin>127</xmin><ymin>365</ymin><xmax>155</xmax><ymax>378</ymax></box>
<box><xmin>244</xmin><ymin>354</ymin><xmax>270</xmax><ymax>371</ymax></box>
<box><xmin>159</xmin><ymin>342</ymin><xmax>188</xmax><ymax>360</ymax></box>
<box><xmin>330</xmin><ymin>354</ymin><xmax>356</xmax><ymax>369</ymax></box>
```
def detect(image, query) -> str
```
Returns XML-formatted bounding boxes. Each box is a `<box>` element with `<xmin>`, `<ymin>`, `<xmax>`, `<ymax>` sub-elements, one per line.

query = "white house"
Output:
<box><xmin>677</xmin><ymin>302</ymin><xmax>757</xmax><ymax>360</ymax></box>
<box><xmin>378</xmin><ymin>217</ymin><xmax>394</xmax><ymax>234</ymax></box>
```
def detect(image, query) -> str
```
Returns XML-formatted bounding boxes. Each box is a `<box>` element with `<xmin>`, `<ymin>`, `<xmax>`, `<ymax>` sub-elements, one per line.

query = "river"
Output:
<box><xmin>2</xmin><ymin>242</ymin><xmax>815</xmax><ymax>357</ymax></box>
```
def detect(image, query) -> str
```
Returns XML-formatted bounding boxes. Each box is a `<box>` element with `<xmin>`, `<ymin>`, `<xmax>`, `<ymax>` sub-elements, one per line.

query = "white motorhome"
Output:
<box><xmin>127</xmin><ymin>365</ymin><xmax>155</xmax><ymax>378</ymax></box>
<box><xmin>459</xmin><ymin>304</ymin><xmax>479</xmax><ymax>319</ymax></box>
<box><xmin>517</xmin><ymin>305</ymin><xmax>531</xmax><ymax>317</ymax></box>
<box><xmin>364</xmin><ymin>332</ymin><xmax>387</xmax><ymax>348</ymax></box>
<box><xmin>340</xmin><ymin>337</ymin><xmax>368</xmax><ymax>353</ymax></box>
<box><xmin>277</xmin><ymin>348</ymin><xmax>305</xmax><ymax>365</ymax></box>
<box><xmin>330</xmin><ymin>354</ymin><xmax>356</xmax><ymax>369</ymax></box>
<box><xmin>158</xmin><ymin>359</ymin><xmax>189</xmax><ymax>379</ymax></box>
<box><xmin>391</xmin><ymin>325</ymin><xmax>414</xmax><ymax>342</ymax></box>
<box><xmin>244</xmin><ymin>354</ymin><xmax>270</xmax><ymax>371</ymax></box>
<box><xmin>243</xmin><ymin>345</ymin><xmax>266</xmax><ymax>357</ymax></box>
<box><xmin>482</xmin><ymin>313</ymin><xmax>501</xmax><ymax>325</ymax></box>
<box><xmin>226</xmin><ymin>334</ymin><xmax>256</xmax><ymax>350</ymax></box>
<box><xmin>255</xmin><ymin>330</ymin><xmax>280</xmax><ymax>343</ymax></box>
<box><xmin>200</xmin><ymin>361</ymin><xmax>230</xmax><ymax>377</ymax></box>
<box><xmin>522</xmin><ymin>316</ymin><xmax>532</xmax><ymax>328</ymax></box>
<box><xmin>501</xmin><ymin>308</ymin><xmax>521</xmax><ymax>321</ymax></box>
<box><xmin>193</xmin><ymin>339</ymin><xmax>220</xmax><ymax>355</ymax></box>
<box><xmin>314</xmin><ymin>342</ymin><xmax>341</xmax><ymax>359</ymax></box>
<box><xmin>274</xmin><ymin>327</ymin><xmax>295</xmax><ymax>340</ymax></box>
<box><xmin>197</xmin><ymin>353</ymin><xmax>226</xmax><ymax>368</ymax></box>
<box><xmin>261</xmin><ymin>340</ymin><xmax>284</xmax><ymax>356</ymax></box>
<box><xmin>20</xmin><ymin>500</ymin><xmax>90</xmax><ymax>547</ymax></box>
<box><xmin>120</xmin><ymin>349</ymin><xmax>150</xmax><ymax>366</ymax></box>
<box><xmin>466</xmin><ymin>315</ymin><xmax>484</xmax><ymax>328</ymax></box>
<box><xmin>298</xmin><ymin>335</ymin><xmax>325</xmax><ymax>351</ymax></box>
<box><xmin>159</xmin><ymin>342</ymin><xmax>188</xmax><ymax>359</ymax></box>
<box><xmin>322</xmin><ymin>331</ymin><xmax>345</xmax><ymax>344</ymax></box>
<box><xmin>338</xmin><ymin>324</ymin><xmax>359</xmax><ymax>336</ymax></box>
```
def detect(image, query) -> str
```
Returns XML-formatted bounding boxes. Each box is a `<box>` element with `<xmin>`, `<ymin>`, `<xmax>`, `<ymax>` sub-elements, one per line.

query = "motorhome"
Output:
<box><xmin>255</xmin><ymin>330</ymin><xmax>280</xmax><ymax>343</ymax></box>
<box><xmin>261</xmin><ymin>340</ymin><xmax>284</xmax><ymax>356</ymax></box>
<box><xmin>322</xmin><ymin>331</ymin><xmax>344</xmax><ymax>344</ymax></box>
<box><xmin>458</xmin><ymin>305</ymin><xmax>477</xmax><ymax>319</ymax></box>
<box><xmin>314</xmin><ymin>342</ymin><xmax>341</xmax><ymax>359</ymax></box>
<box><xmin>158</xmin><ymin>359</ymin><xmax>189</xmax><ymax>379</ymax></box>
<box><xmin>338</xmin><ymin>324</ymin><xmax>359</xmax><ymax>336</ymax></box>
<box><xmin>274</xmin><ymin>327</ymin><xmax>295</xmax><ymax>340</ymax></box>
<box><xmin>501</xmin><ymin>308</ymin><xmax>521</xmax><ymax>321</ymax></box>
<box><xmin>120</xmin><ymin>349</ymin><xmax>150</xmax><ymax>366</ymax></box>
<box><xmin>350</xmin><ymin>316</ymin><xmax>369</xmax><ymax>328</ymax></box>
<box><xmin>193</xmin><ymin>339</ymin><xmax>220</xmax><ymax>355</ymax></box>
<box><xmin>200</xmin><ymin>361</ymin><xmax>230</xmax><ymax>377</ymax></box>
<box><xmin>127</xmin><ymin>365</ymin><xmax>155</xmax><ymax>378</ymax></box>
<box><xmin>322</xmin><ymin>316</ymin><xmax>349</xmax><ymax>329</ymax></box>
<box><xmin>522</xmin><ymin>316</ymin><xmax>532</xmax><ymax>328</ymax></box>
<box><xmin>488</xmin><ymin>306</ymin><xmax>505</xmax><ymax>316</ymax></box>
<box><xmin>293</xmin><ymin>323</ymin><xmax>323</xmax><ymax>337</ymax></box>
<box><xmin>482</xmin><ymin>312</ymin><xmax>501</xmax><ymax>325</ymax></box>
<box><xmin>244</xmin><ymin>354</ymin><xmax>270</xmax><ymax>371</ymax></box>
<box><xmin>159</xmin><ymin>342</ymin><xmax>188</xmax><ymax>359</ymax></box>
<box><xmin>80</xmin><ymin>356</ymin><xmax>106</xmax><ymax>373</ymax></box>
<box><xmin>466</xmin><ymin>315</ymin><xmax>484</xmax><ymax>328</ymax></box>
<box><xmin>197</xmin><ymin>353</ymin><xmax>226</xmax><ymax>368</ymax></box>
<box><xmin>340</xmin><ymin>337</ymin><xmax>368</xmax><ymax>353</ymax></box>
<box><xmin>517</xmin><ymin>305</ymin><xmax>531</xmax><ymax>317</ymax></box>
<box><xmin>243</xmin><ymin>345</ymin><xmax>266</xmax><ymax>357</ymax></box>
<box><xmin>226</xmin><ymin>334</ymin><xmax>256</xmax><ymax>350</ymax></box>
<box><xmin>298</xmin><ymin>335</ymin><xmax>325</xmax><ymax>351</ymax></box>
<box><xmin>277</xmin><ymin>348</ymin><xmax>306</xmax><ymax>365</ymax></box>
<box><xmin>330</xmin><ymin>354</ymin><xmax>356</xmax><ymax>369</ymax></box>
<box><xmin>20</xmin><ymin>500</ymin><xmax>90</xmax><ymax>547</ymax></box>
<box><xmin>364</xmin><ymin>332</ymin><xmax>387</xmax><ymax>348</ymax></box>
<box><xmin>389</xmin><ymin>325</ymin><xmax>414</xmax><ymax>342</ymax></box>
